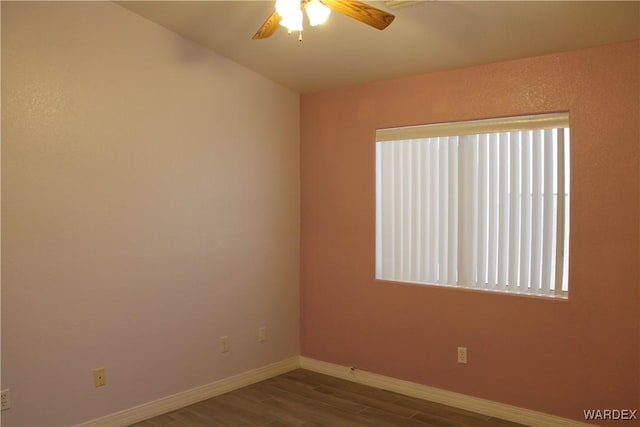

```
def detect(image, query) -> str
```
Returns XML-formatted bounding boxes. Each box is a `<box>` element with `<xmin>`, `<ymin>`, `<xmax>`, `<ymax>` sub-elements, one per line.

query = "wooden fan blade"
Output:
<box><xmin>252</xmin><ymin>11</ymin><xmax>282</xmax><ymax>39</ymax></box>
<box><xmin>320</xmin><ymin>0</ymin><xmax>395</xmax><ymax>30</ymax></box>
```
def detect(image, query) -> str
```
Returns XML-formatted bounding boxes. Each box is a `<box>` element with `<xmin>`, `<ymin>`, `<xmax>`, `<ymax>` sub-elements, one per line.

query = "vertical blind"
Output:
<box><xmin>375</xmin><ymin>113</ymin><xmax>569</xmax><ymax>297</ymax></box>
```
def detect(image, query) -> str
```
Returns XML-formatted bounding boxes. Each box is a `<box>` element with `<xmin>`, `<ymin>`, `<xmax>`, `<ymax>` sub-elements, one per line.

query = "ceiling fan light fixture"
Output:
<box><xmin>306</xmin><ymin>0</ymin><xmax>331</xmax><ymax>26</ymax></box>
<box><xmin>252</xmin><ymin>0</ymin><xmax>395</xmax><ymax>40</ymax></box>
<box><xmin>275</xmin><ymin>0</ymin><xmax>303</xmax><ymax>32</ymax></box>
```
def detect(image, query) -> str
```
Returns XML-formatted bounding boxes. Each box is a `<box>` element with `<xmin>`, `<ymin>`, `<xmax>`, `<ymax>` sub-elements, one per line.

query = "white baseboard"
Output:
<box><xmin>299</xmin><ymin>356</ymin><xmax>591</xmax><ymax>427</ymax></box>
<box><xmin>77</xmin><ymin>356</ymin><xmax>300</xmax><ymax>427</ymax></box>
<box><xmin>78</xmin><ymin>355</ymin><xmax>591</xmax><ymax>427</ymax></box>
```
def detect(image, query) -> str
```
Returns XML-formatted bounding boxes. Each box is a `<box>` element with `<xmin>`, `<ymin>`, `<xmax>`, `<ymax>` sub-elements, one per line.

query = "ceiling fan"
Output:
<box><xmin>252</xmin><ymin>0</ymin><xmax>395</xmax><ymax>40</ymax></box>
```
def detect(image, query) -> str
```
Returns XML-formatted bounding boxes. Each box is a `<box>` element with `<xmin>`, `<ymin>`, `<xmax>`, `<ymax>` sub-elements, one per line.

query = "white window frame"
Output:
<box><xmin>375</xmin><ymin>113</ymin><xmax>570</xmax><ymax>298</ymax></box>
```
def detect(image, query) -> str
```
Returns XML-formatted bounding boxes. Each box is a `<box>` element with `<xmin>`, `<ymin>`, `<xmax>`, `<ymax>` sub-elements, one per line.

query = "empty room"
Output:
<box><xmin>1</xmin><ymin>1</ymin><xmax>638</xmax><ymax>426</ymax></box>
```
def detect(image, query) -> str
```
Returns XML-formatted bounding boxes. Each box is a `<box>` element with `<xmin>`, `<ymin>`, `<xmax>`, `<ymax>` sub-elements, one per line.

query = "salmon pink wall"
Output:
<box><xmin>2</xmin><ymin>2</ymin><xmax>299</xmax><ymax>426</ymax></box>
<box><xmin>301</xmin><ymin>40</ymin><xmax>639</xmax><ymax>424</ymax></box>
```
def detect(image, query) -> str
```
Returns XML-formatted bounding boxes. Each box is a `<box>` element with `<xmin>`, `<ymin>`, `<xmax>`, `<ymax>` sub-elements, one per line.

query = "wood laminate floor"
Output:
<box><xmin>129</xmin><ymin>369</ymin><xmax>527</xmax><ymax>427</ymax></box>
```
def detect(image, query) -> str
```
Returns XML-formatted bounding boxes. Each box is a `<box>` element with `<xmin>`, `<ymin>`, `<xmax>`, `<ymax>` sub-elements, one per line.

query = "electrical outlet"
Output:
<box><xmin>457</xmin><ymin>347</ymin><xmax>468</xmax><ymax>364</ymax></box>
<box><xmin>220</xmin><ymin>336</ymin><xmax>230</xmax><ymax>353</ymax></box>
<box><xmin>93</xmin><ymin>367</ymin><xmax>106</xmax><ymax>387</ymax></box>
<box><xmin>258</xmin><ymin>326</ymin><xmax>267</xmax><ymax>342</ymax></box>
<box><xmin>1</xmin><ymin>389</ymin><xmax>10</xmax><ymax>411</ymax></box>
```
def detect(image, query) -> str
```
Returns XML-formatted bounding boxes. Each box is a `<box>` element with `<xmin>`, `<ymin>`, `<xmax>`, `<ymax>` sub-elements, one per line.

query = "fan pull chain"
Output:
<box><xmin>286</xmin><ymin>29</ymin><xmax>303</xmax><ymax>42</ymax></box>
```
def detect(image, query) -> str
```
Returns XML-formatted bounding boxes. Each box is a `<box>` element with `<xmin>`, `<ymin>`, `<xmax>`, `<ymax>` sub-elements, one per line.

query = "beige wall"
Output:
<box><xmin>300</xmin><ymin>41</ymin><xmax>639</xmax><ymax>425</ymax></box>
<box><xmin>1</xmin><ymin>2</ymin><xmax>300</xmax><ymax>426</ymax></box>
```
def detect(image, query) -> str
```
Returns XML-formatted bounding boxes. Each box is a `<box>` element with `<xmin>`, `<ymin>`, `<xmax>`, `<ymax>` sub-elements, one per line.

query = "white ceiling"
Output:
<box><xmin>118</xmin><ymin>1</ymin><xmax>640</xmax><ymax>93</ymax></box>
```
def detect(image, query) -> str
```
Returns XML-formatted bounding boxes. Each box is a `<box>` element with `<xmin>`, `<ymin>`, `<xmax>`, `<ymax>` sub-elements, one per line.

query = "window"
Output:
<box><xmin>375</xmin><ymin>113</ymin><xmax>570</xmax><ymax>298</ymax></box>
